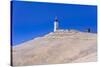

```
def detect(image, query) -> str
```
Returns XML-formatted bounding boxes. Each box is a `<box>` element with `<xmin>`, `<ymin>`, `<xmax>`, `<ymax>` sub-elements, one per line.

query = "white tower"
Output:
<box><xmin>54</xmin><ymin>16</ymin><xmax>58</xmax><ymax>32</ymax></box>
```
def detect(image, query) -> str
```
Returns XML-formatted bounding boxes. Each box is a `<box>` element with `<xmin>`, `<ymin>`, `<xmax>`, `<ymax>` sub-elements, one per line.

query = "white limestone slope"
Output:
<box><xmin>12</xmin><ymin>30</ymin><xmax>97</xmax><ymax>66</ymax></box>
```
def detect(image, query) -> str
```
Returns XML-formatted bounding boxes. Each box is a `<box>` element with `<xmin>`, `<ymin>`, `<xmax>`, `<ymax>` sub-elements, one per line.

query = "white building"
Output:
<box><xmin>54</xmin><ymin>16</ymin><xmax>59</xmax><ymax>32</ymax></box>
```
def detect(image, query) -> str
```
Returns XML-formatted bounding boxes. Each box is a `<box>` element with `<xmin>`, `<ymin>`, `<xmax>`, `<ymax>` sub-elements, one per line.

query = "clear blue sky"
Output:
<box><xmin>11</xmin><ymin>1</ymin><xmax>97</xmax><ymax>46</ymax></box>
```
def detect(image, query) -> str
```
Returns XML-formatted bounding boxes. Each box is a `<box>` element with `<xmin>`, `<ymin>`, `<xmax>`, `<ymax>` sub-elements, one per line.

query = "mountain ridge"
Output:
<box><xmin>12</xmin><ymin>29</ymin><xmax>97</xmax><ymax>66</ymax></box>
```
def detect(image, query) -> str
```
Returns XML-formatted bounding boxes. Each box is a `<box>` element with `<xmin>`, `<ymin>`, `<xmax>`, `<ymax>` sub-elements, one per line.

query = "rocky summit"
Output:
<box><xmin>12</xmin><ymin>30</ymin><xmax>97</xmax><ymax>66</ymax></box>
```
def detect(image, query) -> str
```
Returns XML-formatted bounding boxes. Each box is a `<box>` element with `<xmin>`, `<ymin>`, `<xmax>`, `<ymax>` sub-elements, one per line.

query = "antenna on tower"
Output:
<box><xmin>55</xmin><ymin>16</ymin><xmax>58</xmax><ymax>22</ymax></box>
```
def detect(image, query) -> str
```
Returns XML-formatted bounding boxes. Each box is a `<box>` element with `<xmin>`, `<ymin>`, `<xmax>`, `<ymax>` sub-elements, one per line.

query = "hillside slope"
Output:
<box><xmin>12</xmin><ymin>30</ymin><xmax>97</xmax><ymax>66</ymax></box>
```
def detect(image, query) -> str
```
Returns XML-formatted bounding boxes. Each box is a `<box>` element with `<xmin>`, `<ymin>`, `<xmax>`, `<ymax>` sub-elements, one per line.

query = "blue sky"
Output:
<box><xmin>11</xmin><ymin>1</ymin><xmax>97</xmax><ymax>46</ymax></box>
